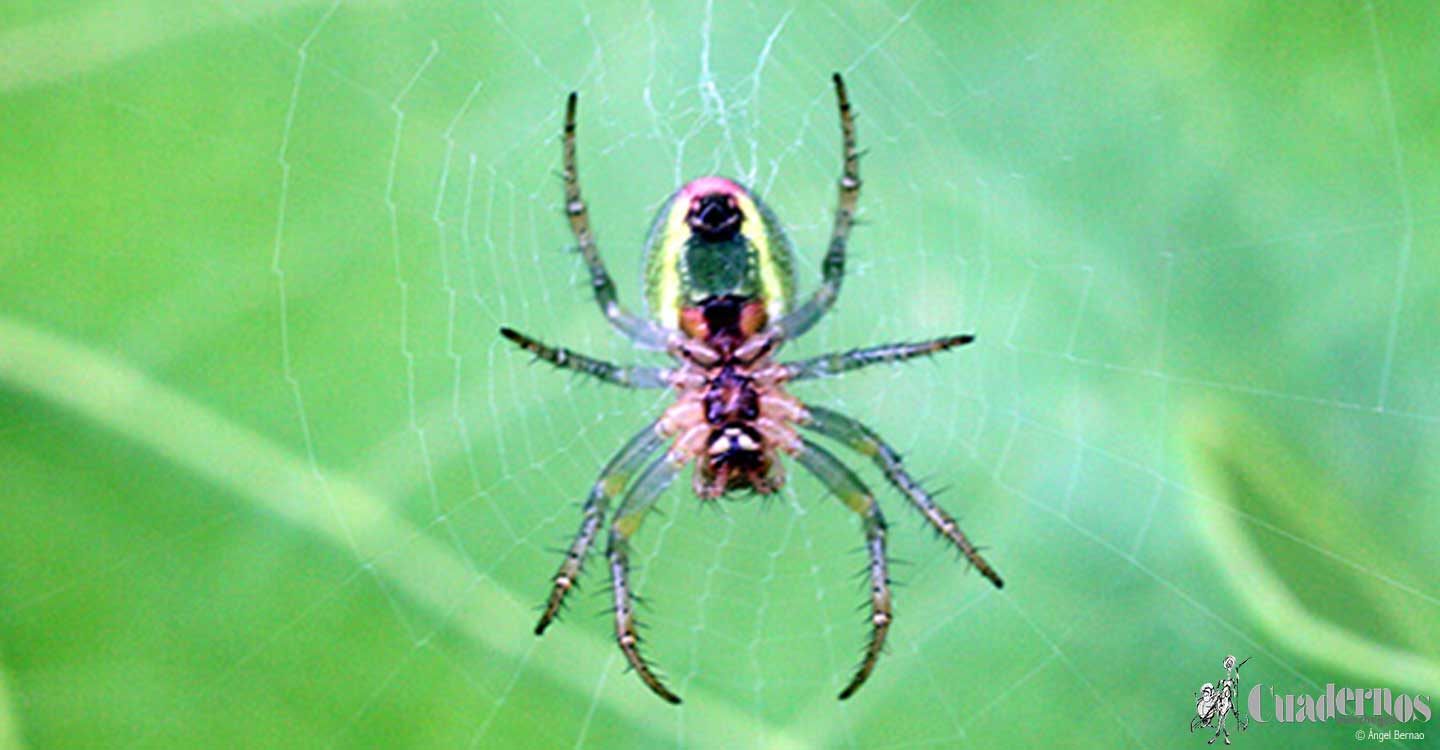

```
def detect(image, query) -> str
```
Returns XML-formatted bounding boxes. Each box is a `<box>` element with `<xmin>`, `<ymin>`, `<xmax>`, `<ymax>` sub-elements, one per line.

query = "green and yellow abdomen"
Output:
<box><xmin>642</xmin><ymin>176</ymin><xmax>795</xmax><ymax>330</ymax></box>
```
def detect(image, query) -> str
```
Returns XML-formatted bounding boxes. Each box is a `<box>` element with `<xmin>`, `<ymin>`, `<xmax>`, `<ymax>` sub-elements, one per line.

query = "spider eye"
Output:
<box><xmin>687</xmin><ymin>193</ymin><xmax>742</xmax><ymax>242</ymax></box>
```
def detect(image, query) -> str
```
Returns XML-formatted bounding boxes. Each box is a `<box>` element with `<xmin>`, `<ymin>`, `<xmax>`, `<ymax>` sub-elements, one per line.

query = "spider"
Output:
<box><xmin>500</xmin><ymin>74</ymin><xmax>1003</xmax><ymax>704</ymax></box>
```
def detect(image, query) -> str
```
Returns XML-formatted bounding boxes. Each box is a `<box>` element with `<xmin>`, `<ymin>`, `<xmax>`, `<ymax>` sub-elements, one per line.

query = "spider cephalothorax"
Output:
<box><xmin>661</xmin><ymin>291</ymin><xmax>805</xmax><ymax>499</ymax></box>
<box><xmin>500</xmin><ymin>74</ymin><xmax>1003</xmax><ymax>705</ymax></box>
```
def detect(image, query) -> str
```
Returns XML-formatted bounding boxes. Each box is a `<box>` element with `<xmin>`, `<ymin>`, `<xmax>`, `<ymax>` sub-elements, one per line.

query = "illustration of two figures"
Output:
<box><xmin>1192</xmin><ymin>655</ymin><xmax>1250</xmax><ymax>745</ymax></box>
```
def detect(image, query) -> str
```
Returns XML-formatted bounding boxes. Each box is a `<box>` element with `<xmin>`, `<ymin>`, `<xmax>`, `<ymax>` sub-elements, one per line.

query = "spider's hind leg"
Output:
<box><xmin>775</xmin><ymin>73</ymin><xmax>861</xmax><ymax>340</ymax></box>
<box><xmin>561</xmin><ymin>92</ymin><xmax>670</xmax><ymax>349</ymax></box>
<box><xmin>794</xmin><ymin>438</ymin><xmax>891</xmax><ymax>700</ymax></box>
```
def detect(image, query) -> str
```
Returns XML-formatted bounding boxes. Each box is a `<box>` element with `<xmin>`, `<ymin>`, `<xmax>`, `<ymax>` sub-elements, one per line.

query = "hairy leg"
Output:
<box><xmin>534</xmin><ymin>421</ymin><xmax>666</xmax><ymax>634</ymax></box>
<box><xmin>607</xmin><ymin>453</ymin><xmax>685</xmax><ymax>703</ymax></box>
<box><xmin>500</xmin><ymin>327</ymin><xmax>670</xmax><ymax>389</ymax></box>
<box><xmin>562</xmin><ymin>93</ymin><xmax>671</xmax><ymax>349</ymax></box>
<box><xmin>783</xmin><ymin>334</ymin><xmax>974</xmax><ymax>381</ymax></box>
<box><xmin>775</xmin><ymin>73</ymin><xmax>861</xmax><ymax>340</ymax></box>
<box><xmin>802</xmin><ymin>405</ymin><xmax>1004</xmax><ymax>588</ymax></box>
<box><xmin>794</xmin><ymin>438</ymin><xmax>891</xmax><ymax>700</ymax></box>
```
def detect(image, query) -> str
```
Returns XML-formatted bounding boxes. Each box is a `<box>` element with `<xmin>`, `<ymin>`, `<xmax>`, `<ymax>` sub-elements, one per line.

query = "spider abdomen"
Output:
<box><xmin>644</xmin><ymin>177</ymin><xmax>796</xmax><ymax>330</ymax></box>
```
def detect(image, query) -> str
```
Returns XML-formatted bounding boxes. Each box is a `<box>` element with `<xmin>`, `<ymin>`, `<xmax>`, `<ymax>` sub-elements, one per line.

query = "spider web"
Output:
<box><xmin>1</xmin><ymin>1</ymin><xmax>1438</xmax><ymax>749</ymax></box>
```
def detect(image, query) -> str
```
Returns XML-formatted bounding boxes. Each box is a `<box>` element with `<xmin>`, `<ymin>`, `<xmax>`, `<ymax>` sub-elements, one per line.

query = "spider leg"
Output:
<box><xmin>607</xmin><ymin>453</ymin><xmax>685</xmax><ymax>704</ymax></box>
<box><xmin>801</xmin><ymin>405</ymin><xmax>1004</xmax><ymax>589</ymax></box>
<box><xmin>535</xmin><ymin>420</ymin><xmax>667</xmax><ymax>635</ymax></box>
<box><xmin>783</xmin><ymin>334</ymin><xmax>975</xmax><ymax>382</ymax></box>
<box><xmin>794</xmin><ymin>438</ymin><xmax>891</xmax><ymax>700</ymax></box>
<box><xmin>499</xmin><ymin>327</ymin><xmax>671</xmax><ymax>389</ymax></box>
<box><xmin>775</xmin><ymin>72</ymin><xmax>860</xmax><ymax>341</ymax></box>
<box><xmin>562</xmin><ymin>92</ymin><xmax>671</xmax><ymax>350</ymax></box>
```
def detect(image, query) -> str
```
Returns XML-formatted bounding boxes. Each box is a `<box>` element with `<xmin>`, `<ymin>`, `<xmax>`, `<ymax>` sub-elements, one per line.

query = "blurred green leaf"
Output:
<box><xmin>1186</xmin><ymin>406</ymin><xmax>1440</xmax><ymax>696</ymax></box>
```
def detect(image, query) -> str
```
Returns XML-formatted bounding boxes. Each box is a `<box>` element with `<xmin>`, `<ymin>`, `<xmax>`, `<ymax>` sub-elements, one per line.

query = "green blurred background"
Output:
<box><xmin>2</xmin><ymin>1</ymin><xmax>1437</xmax><ymax>748</ymax></box>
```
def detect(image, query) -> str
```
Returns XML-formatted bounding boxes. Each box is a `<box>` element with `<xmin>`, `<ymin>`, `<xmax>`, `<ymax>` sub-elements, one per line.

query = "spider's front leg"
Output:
<box><xmin>607</xmin><ymin>452</ymin><xmax>686</xmax><ymax>704</ymax></box>
<box><xmin>775</xmin><ymin>73</ymin><xmax>861</xmax><ymax>340</ymax></box>
<box><xmin>802</xmin><ymin>405</ymin><xmax>1004</xmax><ymax>588</ymax></box>
<box><xmin>562</xmin><ymin>92</ymin><xmax>670</xmax><ymax>350</ymax></box>
<box><xmin>534</xmin><ymin>420</ymin><xmax>666</xmax><ymax>635</ymax></box>
<box><xmin>794</xmin><ymin>439</ymin><xmax>891</xmax><ymax>700</ymax></box>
